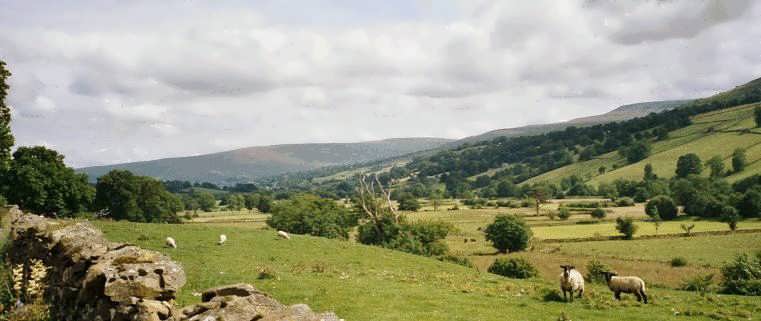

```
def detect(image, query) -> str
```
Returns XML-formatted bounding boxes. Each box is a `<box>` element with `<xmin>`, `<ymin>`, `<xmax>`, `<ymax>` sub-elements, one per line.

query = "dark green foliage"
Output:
<box><xmin>721</xmin><ymin>253</ymin><xmax>761</xmax><ymax>295</ymax></box>
<box><xmin>620</xmin><ymin>141</ymin><xmax>652</xmax><ymax>164</ymax></box>
<box><xmin>643</xmin><ymin>164</ymin><xmax>657</xmax><ymax>181</ymax></box>
<box><xmin>95</xmin><ymin>169</ymin><xmax>182</xmax><ymax>222</ymax></box>
<box><xmin>671</xmin><ymin>257</ymin><xmax>688</xmax><ymax>267</ymax></box>
<box><xmin>721</xmin><ymin>206</ymin><xmax>740</xmax><ymax>231</ymax></box>
<box><xmin>0</xmin><ymin>60</ymin><xmax>13</xmax><ymax>173</ymax></box>
<box><xmin>484</xmin><ymin>215</ymin><xmax>532</xmax><ymax>253</ymax></box>
<box><xmin>488</xmin><ymin>257</ymin><xmax>537</xmax><ymax>279</ymax></box>
<box><xmin>590</xmin><ymin>207</ymin><xmax>607</xmax><ymax>219</ymax></box>
<box><xmin>267</xmin><ymin>194</ymin><xmax>358</xmax><ymax>239</ymax></box>
<box><xmin>706</xmin><ymin>156</ymin><xmax>725</xmax><ymax>178</ymax></box>
<box><xmin>4</xmin><ymin>146</ymin><xmax>94</xmax><ymax>215</ymax></box>
<box><xmin>645</xmin><ymin>196</ymin><xmax>678</xmax><ymax>220</ymax></box>
<box><xmin>194</xmin><ymin>191</ymin><xmax>217</xmax><ymax>211</ymax></box>
<box><xmin>675</xmin><ymin>153</ymin><xmax>703</xmax><ymax>178</ymax></box>
<box><xmin>615</xmin><ymin>197</ymin><xmax>635</xmax><ymax>207</ymax></box>
<box><xmin>681</xmin><ymin>274</ymin><xmax>715</xmax><ymax>293</ymax></box>
<box><xmin>586</xmin><ymin>259</ymin><xmax>611</xmax><ymax>283</ymax></box>
<box><xmin>615</xmin><ymin>217</ymin><xmax>638</xmax><ymax>240</ymax></box>
<box><xmin>670</xmin><ymin>176</ymin><xmax>733</xmax><ymax>218</ymax></box>
<box><xmin>738</xmin><ymin>188</ymin><xmax>761</xmax><ymax>218</ymax></box>
<box><xmin>755</xmin><ymin>106</ymin><xmax>761</xmax><ymax>127</ymax></box>
<box><xmin>223</xmin><ymin>193</ymin><xmax>245</xmax><ymax>211</ymax></box>
<box><xmin>733</xmin><ymin>174</ymin><xmax>761</xmax><ymax>193</ymax></box>
<box><xmin>732</xmin><ymin>148</ymin><xmax>747</xmax><ymax>173</ymax></box>
<box><xmin>557</xmin><ymin>207</ymin><xmax>571</xmax><ymax>220</ymax></box>
<box><xmin>357</xmin><ymin>217</ymin><xmax>451</xmax><ymax>256</ymax></box>
<box><xmin>397</xmin><ymin>194</ymin><xmax>421</xmax><ymax>211</ymax></box>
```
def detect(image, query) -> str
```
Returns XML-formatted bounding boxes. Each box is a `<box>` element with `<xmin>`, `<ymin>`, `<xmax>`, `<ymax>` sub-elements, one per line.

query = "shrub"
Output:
<box><xmin>437</xmin><ymin>255</ymin><xmax>474</xmax><ymax>268</ymax></box>
<box><xmin>557</xmin><ymin>207</ymin><xmax>571</xmax><ymax>220</ymax></box>
<box><xmin>681</xmin><ymin>223</ymin><xmax>695</xmax><ymax>236</ymax></box>
<box><xmin>645</xmin><ymin>195</ymin><xmax>678</xmax><ymax>220</ymax></box>
<box><xmin>738</xmin><ymin>188</ymin><xmax>761</xmax><ymax>218</ymax></box>
<box><xmin>397</xmin><ymin>195</ymin><xmax>421</xmax><ymax>211</ymax></box>
<box><xmin>484</xmin><ymin>215</ymin><xmax>533</xmax><ymax>253</ymax></box>
<box><xmin>721</xmin><ymin>206</ymin><xmax>740</xmax><ymax>231</ymax></box>
<box><xmin>681</xmin><ymin>274</ymin><xmax>715</xmax><ymax>294</ymax></box>
<box><xmin>538</xmin><ymin>288</ymin><xmax>564</xmax><ymax>302</ymax></box>
<box><xmin>671</xmin><ymin>257</ymin><xmax>688</xmax><ymax>267</ymax></box>
<box><xmin>488</xmin><ymin>257</ymin><xmax>537</xmax><ymax>279</ymax></box>
<box><xmin>720</xmin><ymin>253</ymin><xmax>761</xmax><ymax>295</ymax></box>
<box><xmin>590</xmin><ymin>208</ymin><xmax>607</xmax><ymax>220</ymax></box>
<box><xmin>586</xmin><ymin>259</ymin><xmax>611</xmax><ymax>283</ymax></box>
<box><xmin>615</xmin><ymin>197</ymin><xmax>635</xmax><ymax>207</ymax></box>
<box><xmin>615</xmin><ymin>217</ymin><xmax>638</xmax><ymax>240</ymax></box>
<box><xmin>267</xmin><ymin>194</ymin><xmax>358</xmax><ymax>239</ymax></box>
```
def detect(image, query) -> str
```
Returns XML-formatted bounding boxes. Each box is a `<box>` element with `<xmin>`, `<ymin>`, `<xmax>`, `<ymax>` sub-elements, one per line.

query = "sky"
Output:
<box><xmin>1</xmin><ymin>0</ymin><xmax>760</xmax><ymax>168</ymax></box>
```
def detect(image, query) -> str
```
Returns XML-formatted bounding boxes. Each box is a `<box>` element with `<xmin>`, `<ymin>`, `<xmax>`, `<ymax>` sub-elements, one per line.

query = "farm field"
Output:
<box><xmin>94</xmin><ymin>220</ymin><xmax>761</xmax><ymax>321</ymax></box>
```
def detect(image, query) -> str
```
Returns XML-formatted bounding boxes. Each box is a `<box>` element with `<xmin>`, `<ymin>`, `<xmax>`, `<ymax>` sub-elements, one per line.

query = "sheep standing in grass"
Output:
<box><xmin>165</xmin><ymin>237</ymin><xmax>177</xmax><ymax>248</ymax></box>
<box><xmin>218</xmin><ymin>234</ymin><xmax>227</xmax><ymax>245</ymax></box>
<box><xmin>277</xmin><ymin>230</ymin><xmax>290</xmax><ymax>240</ymax></box>
<box><xmin>559</xmin><ymin>265</ymin><xmax>584</xmax><ymax>302</ymax></box>
<box><xmin>602</xmin><ymin>271</ymin><xmax>648</xmax><ymax>303</ymax></box>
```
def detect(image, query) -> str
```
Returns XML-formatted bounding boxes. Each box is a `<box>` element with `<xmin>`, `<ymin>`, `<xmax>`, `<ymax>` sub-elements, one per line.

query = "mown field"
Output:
<box><xmin>525</xmin><ymin>103</ymin><xmax>761</xmax><ymax>186</ymax></box>
<box><xmin>93</xmin><ymin>200</ymin><xmax>761</xmax><ymax>321</ymax></box>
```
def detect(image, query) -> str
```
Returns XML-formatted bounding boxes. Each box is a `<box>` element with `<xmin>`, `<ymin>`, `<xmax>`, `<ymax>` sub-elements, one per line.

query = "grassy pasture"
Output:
<box><xmin>94</xmin><ymin>220</ymin><xmax>761</xmax><ymax>321</ymax></box>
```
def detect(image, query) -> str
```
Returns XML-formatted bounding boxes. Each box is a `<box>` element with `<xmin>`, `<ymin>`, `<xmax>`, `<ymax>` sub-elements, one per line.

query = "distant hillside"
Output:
<box><xmin>78</xmin><ymin>138</ymin><xmax>453</xmax><ymax>184</ymax></box>
<box><xmin>453</xmin><ymin>100</ymin><xmax>691</xmax><ymax>145</ymax></box>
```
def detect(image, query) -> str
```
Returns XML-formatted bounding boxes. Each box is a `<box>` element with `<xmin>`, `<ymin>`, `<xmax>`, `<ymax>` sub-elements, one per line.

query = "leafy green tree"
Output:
<box><xmin>591</xmin><ymin>207</ymin><xmax>607</xmax><ymax>220</ymax></box>
<box><xmin>615</xmin><ymin>217</ymin><xmax>638</xmax><ymax>240</ymax></box>
<box><xmin>720</xmin><ymin>206</ymin><xmax>740</xmax><ymax>231</ymax></box>
<box><xmin>643</xmin><ymin>163</ymin><xmax>657</xmax><ymax>181</ymax></box>
<box><xmin>676</xmin><ymin>153</ymin><xmax>703</xmax><ymax>178</ymax></box>
<box><xmin>257</xmin><ymin>194</ymin><xmax>273</xmax><ymax>213</ymax></box>
<box><xmin>194</xmin><ymin>191</ymin><xmax>217</xmax><ymax>212</ymax></box>
<box><xmin>4</xmin><ymin>146</ymin><xmax>93</xmax><ymax>215</ymax></box>
<box><xmin>224</xmin><ymin>193</ymin><xmax>246</xmax><ymax>211</ymax></box>
<box><xmin>645</xmin><ymin>195</ymin><xmax>678</xmax><ymax>220</ymax></box>
<box><xmin>738</xmin><ymin>188</ymin><xmax>761</xmax><ymax>218</ymax></box>
<box><xmin>95</xmin><ymin>170</ymin><xmax>181</xmax><ymax>222</ymax></box>
<box><xmin>484</xmin><ymin>215</ymin><xmax>532</xmax><ymax>253</ymax></box>
<box><xmin>732</xmin><ymin>148</ymin><xmax>747</xmax><ymax>173</ymax></box>
<box><xmin>397</xmin><ymin>194</ymin><xmax>421</xmax><ymax>211</ymax></box>
<box><xmin>706</xmin><ymin>156</ymin><xmax>725</xmax><ymax>178</ymax></box>
<box><xmin>267</xmin><ymin>194</ymin><xmax>358</xmax><ymax>239</ymax></box>
<box><xmin>0</xmin><ymin>60</ymin><xmax>13</xmax><ymax>172</ymax></box>
<box><xmin>620</xmin><ymin>141</ymin><xmax>651</xmax><ymax>164</ymax></box>
<box><xmin>244</xmin><ymin>193</ymin><xmax>261</xmax><ymax>212</ymax></box>
<box><xmin>755</xmin><ymin>106</ymin><xmax>761</xmax><ymax>128</ymax></box>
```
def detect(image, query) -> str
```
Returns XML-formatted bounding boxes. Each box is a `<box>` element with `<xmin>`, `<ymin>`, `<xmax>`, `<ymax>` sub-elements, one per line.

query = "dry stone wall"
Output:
<box><xmin>6</xmin><ymin>207</ymin><xmax>342</xmax><ymax>321</ymax></box>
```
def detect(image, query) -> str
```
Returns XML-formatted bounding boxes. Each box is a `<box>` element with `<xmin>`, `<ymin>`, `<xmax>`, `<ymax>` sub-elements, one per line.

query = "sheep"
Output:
<box><xmin>277</xmin><ymin>230</ymin><xmax>290</xmax><ymax>240</ymax></box>
<box><xmin>165</xmin><ymin>237</ymin><xmax>177</xmax><ymax>248</ymax></box>
<box><xmin>559</xmin><ymin>265</ymin><xmax>584</xmax><ymax>302</ymax></box>
<box><xmin>601</xmin><ymin>271</ymin><xmax>648</xmax><ymax>303</ymax></box>
<box><xmin>218</xmin><ymin>234</ymin><xmax>227</xmax><ymax>245</ymax></box>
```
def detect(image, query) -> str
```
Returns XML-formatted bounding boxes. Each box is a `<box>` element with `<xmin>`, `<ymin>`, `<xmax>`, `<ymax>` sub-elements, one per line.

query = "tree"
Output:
<box><xmin>257</xmin><ymin>195</ymin><xmax>273</xmax><ymax>213</ymax></box>
<box><xmin>591</xmin><ymin>207</ymin><xmax>607</xmax><ymax>220</ymax></box>
<box><xmin>738</xmin><ymin>188</ymin><xmax>761</xmax><ymax>218</ymax></box>
<box><xmin>484</xmin><ymin>215</ymin><xmax>532</xmax><ymax>253</ymax></box>
<box><xmin>224</xmin><ymin>193</ymin><xmax>245</xmax><ymax>211</ymax></box>
<box><xmin>615</xmin><ymin>217</ymin><xmax>638</xmax><ymax>240</ymax></box>
<box><xmin>720</xmin><ymin>206</ymin><xmax>740</xmax><ymax>231</ymax></box>
<box><xmin>95</xmin><ymin>170</ymin><xmax>181</xmax><ymax>222</ymax></box>
<box><xmin>755</xmin><ymin>105</ymin><xmax>761</xmax><ymax>128</ymax></box>
<box><xmin>244</xmin><ymin>193</ymin><xmax>261</xmax><ymax>212</ymax></box>
<box><xmin>675</xmin><ymin>153</ymin><xmax>703</xmax><ymax>178</ymax></box>
<box><xmin>194</xmin><ymin>191</ymin><xmax>217</xmax><ymax>212</ymax></box>
<box><xmin>0</xmin><ymin>60</ymin><xmax>13</xmax><ymax>172</ymax></box>
<box><xmin>4</xmin><ymin>146</ymin><xmax>93</xmax><ymax>215</ymax></box>
<box><xmin>645</xmin><ymin>196</ymin><xmax>678</xmax><ymax>220</ymax></box>
<box><xmin>620</xmin><ymin>141</ymin><xmax>651</xmax><ymax>164</ymax></box>
<box><xmin>430</xmin><ymin>190</ymin><xmax>442</xmax><ymax>212</ymax></box>
<box><xmin>706</xmin><ymin>156</ymin><xmax>725</xmax><ymax>178</ymax></box>
<box><xmin>267</xmin><ymin>194</ymin><xmax>358</xmax><ymax>239</ymax></box>
<box><xmin>643</xmin><ymin>164</ymin><xmax>657</xmax><ymax>181</ymax></box>
<box><xmin>397</xmin><ymin>194</ymin><xmax>421</xmax><ymax>211</ymax></box>
<box><xmin>732</xmin><ymin>148</ymin><xmax>747</xmax><ymax>173</ymax></box>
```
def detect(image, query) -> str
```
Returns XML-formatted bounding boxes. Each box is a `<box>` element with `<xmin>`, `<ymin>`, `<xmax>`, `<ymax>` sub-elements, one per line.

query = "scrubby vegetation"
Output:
<box><xmin>488</xmin><ymin>257</ymin><xmax>538</xmax><ymax>279</ymax></box>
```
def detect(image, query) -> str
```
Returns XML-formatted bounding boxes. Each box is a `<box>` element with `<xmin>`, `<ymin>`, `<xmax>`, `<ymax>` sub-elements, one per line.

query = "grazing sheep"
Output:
<box><xmin>602</xmin><ymin>271</ymin><xmax>648</xmax><ymax>303</ymax></box>
<box><xmin>218</xmin><ymin>234</ymin><xmax>227</xmax><ymax>245</ymax></box>
<box><xmin>165</xmin><ymin>237</ymin><xmax>177</xmax><ymax>248</ymax></box>
<box><xmin>559</xmin><ymin>265</ymin><xmax>584</xmax><ymax>302</ymax></box>
<box><xmin>277</xmin><ymin>230</ymin><xmax>290</xmax><ymax>240</ymax></box>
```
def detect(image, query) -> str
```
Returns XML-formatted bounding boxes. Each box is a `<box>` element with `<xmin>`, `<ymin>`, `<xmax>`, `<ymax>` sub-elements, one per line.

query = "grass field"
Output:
<box><xmin>94</xmin><ymin>220</ymin><xmax>761</xmax><ymax>321</ymax></box>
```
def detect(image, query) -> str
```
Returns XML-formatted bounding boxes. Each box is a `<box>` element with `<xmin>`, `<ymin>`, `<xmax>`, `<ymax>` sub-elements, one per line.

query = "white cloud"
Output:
<box><xmin>0</xmin><ymin>0</ymin><xmax>759</xmax><ymax>167</ymax></box>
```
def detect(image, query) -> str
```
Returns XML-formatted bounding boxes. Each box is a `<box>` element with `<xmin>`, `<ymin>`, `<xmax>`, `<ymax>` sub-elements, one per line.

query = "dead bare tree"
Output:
<box><xmin>356</xmin><ymin>174</ymin><xmax>400</xmax><ymax>243</ymax></box>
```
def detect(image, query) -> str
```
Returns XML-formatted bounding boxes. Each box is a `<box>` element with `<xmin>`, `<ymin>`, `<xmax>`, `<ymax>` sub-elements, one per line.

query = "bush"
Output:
<box><xmin>721</xmin><ymin>206</ymin><xmax>741</xmax><ymax>231</ymax></box>
<box><xmin>267</xmin><ymin>194</ymin><xmax>358</xmax><ymax>239</ymax></box>
<box><xmin>681</xmin><ymin>274</ymin><xmax>715</xmax><ymax>294</ymax></box>
<box><xmin>488</xmin><ymin>257</ymin><xmax>537</xmax><ymax>279</ymax></box>
<box><xmin>586</xmin><ymin>258</ymin><xmax>611</xmax><ymax>283</ymax></box>
<box><xmin>557</xmin><ymin>207</ymin><xmax>571</xmax><ymax>220</ymax></box>
<box><xmin>645</xmin><ymin>195</ymin><xmax>678</xmax><ymax>220</ymax></box>
<box><xmin>720</xmin><ymin>253</ymin><xmax>761</xmax><ymax>295</ymax></box>
<box><xmin>615</xmin><ymin>217</ymin><xmax>638</xmax><ymax>240</ymax></box>
<box><xmin>590</xmin><ymin>207</ymin><xmax>607</xmax><ymax>220</ymax></box>
<box><xmin>397</xmin><ymin>195</ymin><xmax>421</xmax><ymax>211</ymax></box>
<box><xmin>671</xmin><ymin>257</ymin><xmax>688</xmax><ymax>267</ymax></box>
<box><xmin>0</xmin><ymin>195</ymin><xmax>6</xmax><ymax>207</ymax></box>
<box><xmin>484</xmin><ymin>215</ymin><xmax>533</xmax><ymax>253</ymax></box>
<box><xmin>437</xmin><ymin>255</ymin><xmax>474</xmax><ymax>268</ymax></box>
<box><xmin>615</xmin><ymin>197</ymin><xmax>635</xmax><ymax>207</ymax></box>
<box><xmin>738</xmin><ymin>188</ymin><xmax>761</xmax><ymax>218</ymax></box>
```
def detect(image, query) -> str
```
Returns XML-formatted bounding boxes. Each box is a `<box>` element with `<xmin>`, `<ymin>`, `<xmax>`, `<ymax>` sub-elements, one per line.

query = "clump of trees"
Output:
<box><xmin>645</xmin><ymin>196</ymin><xmax>677</xmax><ymax>221</ymax></box>
<box><xmin>267</xmin><ymin>194</ymin><xmax>358</xmax><ymax>239</ymax></box>
<box><xmin>484</xmin><ymin>214</ymin><xmax>532</xmax><ymax>253</ymax></box>
<box><xmin>95</xmin><ymin>170</ymin><xmax>183</xmax><ymax>223</ymax></box>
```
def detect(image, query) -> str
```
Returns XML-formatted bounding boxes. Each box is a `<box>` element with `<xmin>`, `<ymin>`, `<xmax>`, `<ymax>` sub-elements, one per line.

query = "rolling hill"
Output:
<box><xmin>78</xmin><ymin>137</ymin><xmax>453</xmax><ymax>184</ymax></box>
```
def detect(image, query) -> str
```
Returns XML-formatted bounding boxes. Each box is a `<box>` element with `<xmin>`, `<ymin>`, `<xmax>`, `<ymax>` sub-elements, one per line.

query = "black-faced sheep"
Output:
<box><xmin>602</xmin><ymin>271</ymin><xmax>648</xmax><ymax>303</ymax></box>
<box><xmin>559</xmin><ymin>265</ymin><xmax>584</xmax><ymax>302</ymax></box>
<box><xmin>165</xmin><ymin>236</ymin><xmax>177</xmax><ymax>248</ymax></box>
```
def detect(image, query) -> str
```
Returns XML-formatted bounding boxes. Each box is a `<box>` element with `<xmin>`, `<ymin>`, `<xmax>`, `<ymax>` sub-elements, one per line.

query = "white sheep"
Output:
<box><xmin>602</xmin><ymin>271</ymin><xmax>648</xmax><ymax>303</ymax></box>
<box><xmin>277</xmin><ymin>230</ymin><xmax>290</xmax><ymax>240</ymax></box>
<box><xmin>165</xmin><ymin>237</ymin><xmax>177</xmax><ymax>248</ymax></box>
<box><xmin>559</xmin><ymin>265</ymin><xmax>584</xmax><ymax>302</ymax></box>
<box><xmin>218</xmin><ymin>234</ymin><xmax>227</xmax><ymax>245</ymax></box>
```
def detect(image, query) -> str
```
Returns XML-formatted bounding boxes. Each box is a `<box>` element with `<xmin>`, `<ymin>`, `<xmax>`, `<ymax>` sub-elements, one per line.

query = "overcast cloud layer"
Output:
<box><xmin>1</xmin><ymin>0</ymin><xmax>760</xmax><ymax>167</ymax></box>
